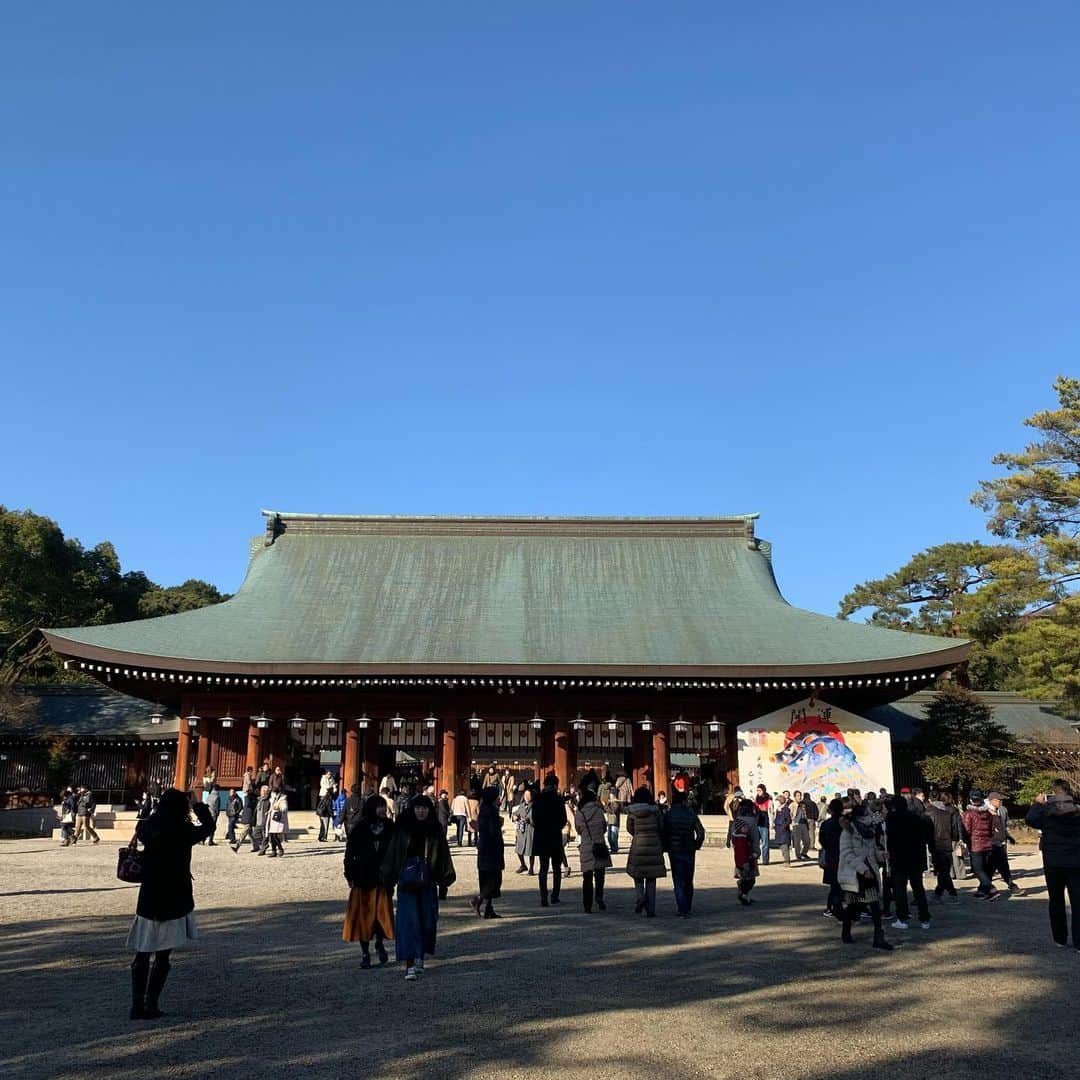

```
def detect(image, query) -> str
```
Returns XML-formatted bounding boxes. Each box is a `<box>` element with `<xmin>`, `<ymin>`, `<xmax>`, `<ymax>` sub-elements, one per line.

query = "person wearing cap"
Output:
<box><xmin>985</xmin><ymin>792</ymin><xmax>1020</xmax><ymax>893</ymax></box>
<box><xmin>1026</xmin><ymin>779</ymin><xmax>1080</xmax><ymax>950</ymax></box>
<box><xmin>961</xmin><ymin>790</ymin><xmax>1000</xmax><ymax>901</ymax></box>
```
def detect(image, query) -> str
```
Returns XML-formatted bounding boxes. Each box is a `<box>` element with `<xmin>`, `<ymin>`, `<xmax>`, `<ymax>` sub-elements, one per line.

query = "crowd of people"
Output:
<box><xmin>117</xmin><ymin>764</ymin><xmax>1079</xmax><ymax>1018</ymax></box>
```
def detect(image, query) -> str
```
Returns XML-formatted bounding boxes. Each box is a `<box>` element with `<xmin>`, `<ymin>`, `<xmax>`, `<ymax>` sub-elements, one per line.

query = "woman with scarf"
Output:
<box><xmin>470</xmin><ymin>786</ymin><xmax>505</xmax><ymax>919</ymax></box>
<box><xmin>343</xmin><ymin>795</ymin><xmax>396</xmax><ymax>967</ymax></box>
<box><xmin>126</xmin><ymin>788</ymin><xmax>215</xmax><ymax>1019</ymax></box>
<box><xmin>574</xmin><ymin>785</ymin><xmax>610</xmax><ymax>912</ymax></box>
<box><xmin>726</xmin><ymin>798</ymin><xmax>761</xmax><ymax>906</ymax></box>
<box><xmin>837</xmin><ymin>796</ymin><xmax>893</xmax><ymax>951</ymax></box>
<box><xmin>382</xmin><ymin>794</ymin><xmax>456</xmax><ymax>981</ymax></box>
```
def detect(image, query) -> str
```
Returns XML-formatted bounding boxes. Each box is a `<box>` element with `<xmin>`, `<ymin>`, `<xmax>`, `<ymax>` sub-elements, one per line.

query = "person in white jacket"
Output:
<box><xmin>837</xmin><ymin>798</ymin><xmax>893</xmax><ymax>951</ymax></box>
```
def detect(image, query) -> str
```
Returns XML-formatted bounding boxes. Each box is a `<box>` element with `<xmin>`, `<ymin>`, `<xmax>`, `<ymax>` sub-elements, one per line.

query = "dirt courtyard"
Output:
<box><xmin>1</xmin><ymin>834</ymin><xmax>1075</xmax><ymax>1080</ymax></box>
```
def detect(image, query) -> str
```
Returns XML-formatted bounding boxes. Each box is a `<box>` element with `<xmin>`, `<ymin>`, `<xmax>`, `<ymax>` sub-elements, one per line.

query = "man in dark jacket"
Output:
<box><xmin>664</xmin><ymin>790</ymin><xmax>706</xmax><ymax>915</ymax></box>
<box><xmin>1026</xmin><ymin>779</ymin><xmax>1080</xmax><ymax>949</ymax></box>
<box><xmin>436</xmin><ymin>790</ymin><xmax>452</xmax><ymax>835</ymax></box>
<box><xmin>886</xmin><ymin>795</ymin><xmax>934</xmax><ymax>929</ymax></box>
<box><xmin>230</xmin><ymin>788</ymin><xmax>257</xmax><ymax>852</ymax></box>
<box><xmin>224</xmin><ymin>788</ymin><xmax>242</xmax><ymax>844</ymax></box>
<box><xmin>532</xmin><ymin>774</ymin><xmax>566</xmax><ymax>906</ymax></box>
<box><xmin>74</xmin><ymin>787</ymin><xmax>100</xmax><ymax>844</ymax></box>
<box><xmin>986</xmin><ymin>791</ymin><xmax>1020</xmax><ymax>894</ymax></box>
<box><xmin>962</xmin><ymin>790</ymin><xmax>1000</xmax><ymax>900</ymax></box>
<box><xmin>925</xmin><ymin>793</ymin><xmax>961</xmax><ymax>900</ymax></box>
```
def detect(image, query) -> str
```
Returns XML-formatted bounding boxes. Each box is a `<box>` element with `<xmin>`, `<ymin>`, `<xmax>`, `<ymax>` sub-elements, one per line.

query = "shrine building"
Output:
<box><xmin>41</xmin><ymin>511</ymin><xmax>969</xmax><ymax>803</ymax></box>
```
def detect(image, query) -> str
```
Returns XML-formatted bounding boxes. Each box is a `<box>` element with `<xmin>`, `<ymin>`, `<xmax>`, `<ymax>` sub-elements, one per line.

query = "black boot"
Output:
<box><xmin>130</xmin><ymin>954</ymin><xmax>150</xmax><ymax>1020</ymax></box>
<box><xmin>144</xmin><ymin>953</ymin><xmax>171</xmax><ymax>1019</ymax></box>
<box><xmin>872</xmin><ymin>931</ymin><xmax>894</xmax><ymax>951</ymax></box>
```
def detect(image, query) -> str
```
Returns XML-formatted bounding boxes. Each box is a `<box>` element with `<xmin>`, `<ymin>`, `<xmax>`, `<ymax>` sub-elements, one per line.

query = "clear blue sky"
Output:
<box><xmin>4</xmin><ymin>6</ymin><xmax>1077</xmax><ymax>616</ymax></box>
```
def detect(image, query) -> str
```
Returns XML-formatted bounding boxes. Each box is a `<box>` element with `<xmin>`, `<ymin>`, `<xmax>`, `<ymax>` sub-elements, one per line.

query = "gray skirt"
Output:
<box><xmin>125</xmin><ymin>912</ymin><xmax>198</xmax><ymax>953</ymax></box>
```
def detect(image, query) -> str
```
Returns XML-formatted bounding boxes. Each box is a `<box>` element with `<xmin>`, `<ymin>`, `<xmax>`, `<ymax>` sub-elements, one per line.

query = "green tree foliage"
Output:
<box><xmin>1015</xmin><ymin>771</ymin><xmax>1064</xmax><ymax>807</ymax></box>
<box><xmin>837</xmin><ymin>542</ymin><xmax>1045</xmax><ymax>688</ymax></box>
<box><xmin>913</xmin><ymin>685</ymin><xmax>1017</xmax><ymax>800</ymax></box>
<box><xmin>137</xmin><ymin>579</ymin><xmax>228</xmax><ymax>618</ymax></box>
<box><xmin>973</xmin><ymin>376</ymin><xmax>1080</xmax><ymax>707</ymax></box>
<box><xmin>0</xmin><ymin>505</ymin><xmax>226</xmax><ymax>688</ymax></box>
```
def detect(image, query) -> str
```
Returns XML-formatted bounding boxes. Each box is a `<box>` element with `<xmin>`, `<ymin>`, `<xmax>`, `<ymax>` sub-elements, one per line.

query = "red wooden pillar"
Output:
<box><xmin>362</xmin><ymin>723</ymin><xmax>379</xmax><ymax>795</ymax></box>
<box><xmin>539</xmin><ymin>721</ymin><xmax>555</xmax><ymax>783</ymax></box>
<box><xmin>652</xmin><ymin>721</ymin><xmax>671</xmax><ymax>799</ymax></box>
<box><xmin>343</xmin><ymin>718</ymin><xmax>361</xmax><ymax>792</ymax></box>
<box><xmin>245</xmin><ymin>718</ymin><xmax>263</xmax><ymax>774</ymax></box>
<box><xmin>724</xmin><ymin>723</ymin><xmax>740</xmax><ymax>791</ymax></box>
<box><xmin>194</xmin><ymin>723</ymin><xmax>210</xmax><ymax>786</ymax></box>
<box><xmin>626</xmin><ymin>721</ymin><xmax>639</xmax><ymax>790</ymax></box>
<box><xmin>174</xmin><ymin>716</ymin><xmax>192</xmax><ymax>790</ymax></box>
<box><xmin>440</xmin><ymin>714</ymin><xmax>459</xmax><ymax>799</ymax></box>
<box><xmin>457</xmin><ymin>719</ymin><xmax>473</xmax><ymax>793</ymax></box>
<box><xmin>553</xmin><ymin>716</ymin><xmax>571</xmax><ymax>791</ymax></box>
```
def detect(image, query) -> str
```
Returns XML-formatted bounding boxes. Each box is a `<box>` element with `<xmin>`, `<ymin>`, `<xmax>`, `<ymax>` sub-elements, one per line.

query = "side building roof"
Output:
<box><xmin>1</xmin><ymin>684</ymin><xmax>179</xmax><ymax>741</ymax></box>
<box><xmin>866</xmin><ymin>691</ymin><xmax>1080</xmax><ymax>746</ymax></box>
<box><xmin>43</xmin><ymin>512</ymin><xmax>969</xmax><ymax>678</ymax></box>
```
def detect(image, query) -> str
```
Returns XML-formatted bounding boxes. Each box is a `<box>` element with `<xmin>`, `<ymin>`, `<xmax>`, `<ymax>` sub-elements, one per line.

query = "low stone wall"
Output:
<box><xmin>0</xmin><ymin>805</ymin><xmax>59</xmax><ymax>838</ymax></box>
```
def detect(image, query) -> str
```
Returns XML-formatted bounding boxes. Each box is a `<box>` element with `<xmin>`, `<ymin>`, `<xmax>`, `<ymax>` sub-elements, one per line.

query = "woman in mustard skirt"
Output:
<box><xmin>342</xmin><ymin>795</ymin><xmax>396</xmax><ymax>967</ymax></box>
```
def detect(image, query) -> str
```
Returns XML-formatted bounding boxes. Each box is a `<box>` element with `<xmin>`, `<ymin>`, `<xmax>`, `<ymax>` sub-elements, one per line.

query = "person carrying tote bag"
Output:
<box><xmin>574</xmin><ymin>787</ymin><xmax>611</xmax><ymax>913</ymax></box>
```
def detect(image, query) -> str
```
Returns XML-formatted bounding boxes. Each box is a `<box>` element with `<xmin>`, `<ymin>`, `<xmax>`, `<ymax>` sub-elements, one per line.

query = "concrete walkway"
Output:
<box><xmin>1</xmin><ymin>834</ymin><xmax>1075</xmax><ymax>1080</ymax></box>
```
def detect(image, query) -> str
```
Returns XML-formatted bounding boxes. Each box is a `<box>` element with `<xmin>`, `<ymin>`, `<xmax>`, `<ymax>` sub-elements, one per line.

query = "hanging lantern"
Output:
<box><xmin>469</xmin><ymin>711</ymin><xmax>481</xmax><ymax>730</ymax></box>
<box><xmin>256</xmin><ymin>714</ymin><xmax>270</xmax><ymax>729</ymax></box>
<box><xmin>392</xmin><ymin>713</ymin><xmax>404</xmax><ymax>730</ymax></box>
<box><xmin>355</xmin><ymin>712</ymin><xmax>369</xmax><ymax>729</ymax></box>
<box><xmin>425</xmin><ymin>713</ymin><xmax>438</xmax><ymax>730</ymax></box>
<box><xmin>572</xmin><ymin>712</ymin><xmax>587</xmax><ymax>731</ymax></box>
<box><xmin>221</xmin><ymin>711</ymin><xmax>234</xmax><ymax>729</ymax></box>
<box><xmin>531</xmin><ymin>711</ymin><xmax>544</xmax><ymax>730</ymax></box>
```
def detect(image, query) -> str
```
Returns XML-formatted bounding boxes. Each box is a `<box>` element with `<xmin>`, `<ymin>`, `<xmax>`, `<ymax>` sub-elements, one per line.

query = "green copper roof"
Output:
<box><xmin>43</xmin><ymin>513</ymin><xmax>968</xmax><ymax>676</ymax></box>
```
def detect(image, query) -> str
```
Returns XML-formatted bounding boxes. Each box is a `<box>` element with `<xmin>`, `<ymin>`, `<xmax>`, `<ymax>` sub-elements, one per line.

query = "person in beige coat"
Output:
<box><xmin>574</xmin><ymin>787</ymin><xmax>611</xmax><ymax>912</ymax></box>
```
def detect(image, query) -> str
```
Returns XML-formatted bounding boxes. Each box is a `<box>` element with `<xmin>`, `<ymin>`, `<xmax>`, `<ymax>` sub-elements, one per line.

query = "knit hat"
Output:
<box><xmin>969</xmin><ymin>788</ymin><xmax>985</xmax><ymax>802</ymax></box>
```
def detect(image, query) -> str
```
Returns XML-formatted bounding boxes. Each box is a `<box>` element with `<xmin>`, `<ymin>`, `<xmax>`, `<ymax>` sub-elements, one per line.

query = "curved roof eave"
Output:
<box><xmin>42</xmin><ymin>630</ymin><xmax>970</xmax><ymax>679</ymax></box>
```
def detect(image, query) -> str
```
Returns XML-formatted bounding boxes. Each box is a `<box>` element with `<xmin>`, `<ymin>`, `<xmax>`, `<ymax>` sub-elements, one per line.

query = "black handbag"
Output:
<box><xmin>398</xmin><ymin>854</ymin><xmax>432</xmax><ymax>891</ymax></box>
<box><xmin>116</xmin><ymin>844</ymin><xmax>144</xmax><ymax>883</ymax></box>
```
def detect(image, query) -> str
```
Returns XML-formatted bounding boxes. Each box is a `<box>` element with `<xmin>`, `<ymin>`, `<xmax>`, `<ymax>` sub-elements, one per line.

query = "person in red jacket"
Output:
<box><xmin>961</xmin><ymin>789</ymin><xmax>1000</xmax><ymax>901</ymax></box>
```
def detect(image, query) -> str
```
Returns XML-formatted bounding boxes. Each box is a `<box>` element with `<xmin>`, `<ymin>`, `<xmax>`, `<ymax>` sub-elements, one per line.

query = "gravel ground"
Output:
<box><xmin>1</xmin><ymin>831</ymin><xmax>1076</xmax><ymax>1080</ymax></box>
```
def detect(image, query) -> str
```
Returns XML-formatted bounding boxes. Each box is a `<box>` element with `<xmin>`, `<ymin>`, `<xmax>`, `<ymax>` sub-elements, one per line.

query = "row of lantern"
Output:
<box><xmin>150</xmin><ymin>708</ymin><xmax>725</xmax><ymax>733</ymax></box>
<box><xmin>72</xmin><ymin>659</ymin><xmax>941</xmax><ymax>693</ymax></box>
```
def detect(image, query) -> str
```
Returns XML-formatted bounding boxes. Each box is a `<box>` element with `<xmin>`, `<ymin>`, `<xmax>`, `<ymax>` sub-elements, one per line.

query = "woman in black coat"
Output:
<box><xmin>126</xmin><ymin>788</ymin><xmax>214</xmax><ymax>1020</ymax></box>
<box><xmin>342</xmin><ymin>795</ymin><xmax>396</xmax><ymax>967</ymax></box>
<box><xmin>471</xmin><ymin>786</ymin><xmax>505</xmax><ymax>919</ymax></box>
